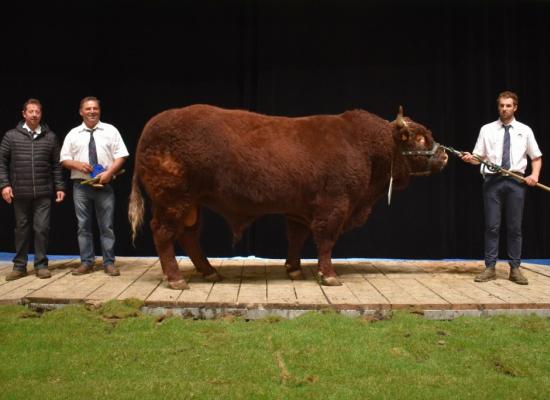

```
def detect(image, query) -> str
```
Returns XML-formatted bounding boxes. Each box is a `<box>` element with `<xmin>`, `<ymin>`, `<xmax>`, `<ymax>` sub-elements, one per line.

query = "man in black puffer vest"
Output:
<box><xmin>0</xmin><ymin>98</ymin><xmax>66</xmax><ymax>281</ymax></box>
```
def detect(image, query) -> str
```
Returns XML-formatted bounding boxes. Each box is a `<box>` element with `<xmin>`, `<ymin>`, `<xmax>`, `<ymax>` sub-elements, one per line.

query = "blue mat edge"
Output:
<box><xmin>1</xmin><ymin>252</ymin><xmax>549</xmax><ymax>266</ymax></box>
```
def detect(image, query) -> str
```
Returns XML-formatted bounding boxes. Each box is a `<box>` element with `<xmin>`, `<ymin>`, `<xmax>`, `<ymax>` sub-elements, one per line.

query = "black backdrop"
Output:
<box><xmin>1</xmin><ymin>0</ymin><xmax>549</xmax><ymax>260</ymax></box>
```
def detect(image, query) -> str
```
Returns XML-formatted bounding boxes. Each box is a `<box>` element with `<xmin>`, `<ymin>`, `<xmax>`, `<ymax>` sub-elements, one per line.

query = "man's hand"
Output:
<box><xmin>79</xmin><ymin>161</ymin><xmax>93</xmax><ymax>174</ymax></box>
<box><xmin>55</xmin><ymin>191</ymin><xmax>65</xmax><ymax>203</ymax></box>
<box><xmin>97</xmin><ymin>170</ymin><xmax>114</xmax><ymax>185</ymax></box>
<box><xmin>524</xmin><ymin>174</ymin><xmax>539</xmax><ymax>186</ymax></box>
<box><xmin>460</xmin><ymin>152</ymin><xmax>479</xmax><ymax>165</ymax></box>
<box><xmin>1</xmin><ymin>186</ymin><xmax>13</xmax><ymax>204</ymax></box>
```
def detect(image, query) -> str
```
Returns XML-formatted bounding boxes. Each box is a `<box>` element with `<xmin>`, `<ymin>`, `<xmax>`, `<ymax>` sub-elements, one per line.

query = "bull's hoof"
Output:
<box><xmin>167</xmin><ymin>279</ymin><xmax>190</xmax><ymax>290</ymax></box>
<box><xmin>203</xmin><ymin>272</ymin><xmax>223</xmax><ymax>282</ymax></box>
<box><xmin>321</xmin><ymin>276</ymin><xmax>342</xmax><ymax>286</ymax></box>
<box><xmin>287</xmin><ymin>269</ymin><xmax>305</xmax><ymax>280</ymax></box>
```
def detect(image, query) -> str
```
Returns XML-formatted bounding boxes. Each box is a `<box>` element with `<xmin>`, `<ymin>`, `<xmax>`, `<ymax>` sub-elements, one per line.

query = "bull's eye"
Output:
<box><xmin>415</xmin><ymin>135</ymin><xmax>426</xmax><ymax>146</ymax></box>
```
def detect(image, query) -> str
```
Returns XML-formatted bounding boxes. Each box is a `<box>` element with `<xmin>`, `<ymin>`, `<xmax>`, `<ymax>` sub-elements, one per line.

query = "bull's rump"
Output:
<box><xmin>136</xmin><ymin>104</ymin><xmax>380</xmax><ymax>210</ymax></box>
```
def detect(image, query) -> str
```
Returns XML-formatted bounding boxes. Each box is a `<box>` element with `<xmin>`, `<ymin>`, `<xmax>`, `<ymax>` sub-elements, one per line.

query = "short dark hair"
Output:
<box><xmin>80</xmin><ymin>96</ymin><xmax>101</xmax><ymax>109</ymax></box>
<box><xmin>497</xmin><ymin>91</ymin><xmax>518</xmax><ymax>106</ymax></box>
<box><xmin>22</xmin><ymin>98</ymin><xmax>42</xmax><ymax>112</ymax></box>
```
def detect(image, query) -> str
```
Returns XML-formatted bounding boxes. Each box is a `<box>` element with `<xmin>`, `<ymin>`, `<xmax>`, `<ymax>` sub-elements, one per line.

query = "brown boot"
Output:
<box><xmin>36</xmin><ymin>268</ymin><xmax>52</xmax><ymax>279</ymax></box>
<box><xmin>72</xmin><ymin>264</ymin><xmax>94</xmax><ymax>275</ymax></box>
<box><xmin>509</xmin><ymin>268</ymin><xmax>528</xmax><ymax>285</ymax></box>
<box><xmin>104</xmin><ymin>264</ymin><xmax>120</xmax><ymax>276</ymax></box>
<box><xmin>474</xmin><ymin>267</ymin><xmax>496</xmax><ymax>282</ymax></box>
<box><xmin>6</xmin><ymin>269</ymin><xmax>28</xmax><ymax>281</ymax></box>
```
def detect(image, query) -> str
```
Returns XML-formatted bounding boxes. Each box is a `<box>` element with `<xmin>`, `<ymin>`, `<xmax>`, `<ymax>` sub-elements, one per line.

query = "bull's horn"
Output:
<box><xmin>396</xmin><ymin>105</ymin><xmax>406</xmax><ymax>128</ymax></box>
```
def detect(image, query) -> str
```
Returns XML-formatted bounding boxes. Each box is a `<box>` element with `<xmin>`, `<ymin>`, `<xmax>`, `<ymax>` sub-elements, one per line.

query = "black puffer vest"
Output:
<box><xmin>0</xmin><ymin>121</ymin><xmax>65</xmax><ymax>199</ymax></box>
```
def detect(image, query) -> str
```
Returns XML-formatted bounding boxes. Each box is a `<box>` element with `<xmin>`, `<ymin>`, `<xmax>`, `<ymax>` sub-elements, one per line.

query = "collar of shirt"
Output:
<box><xmin>78</xmin><ymin>121</ymin><xmax>104</xmax><ymax>133</ymax></box>
<box><xmin>23</xmin><ymin>123</ymin><xmax>42</xmax><ymax>139</ymax></box>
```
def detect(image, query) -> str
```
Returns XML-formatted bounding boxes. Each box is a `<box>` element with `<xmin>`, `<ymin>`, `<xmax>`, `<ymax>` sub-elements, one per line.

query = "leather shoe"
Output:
<box><xmin>72</xmin><ymin>264</ymin><xmax>94</xmax><ymax>275</ymax></box>
<box><xmin>474</xmin><ymin>267</ymin><xmax>496</xmax><ymax>282</ymax></box>
<box><xmin>509</xmin><ymin>268</ymin><xmax>528</xmax><ymax>285</ymax></box>
<box><xmin>6</xmin><ymin>270</ymin><xmax>28</xmax><ymax>281</ymax></box>
<box><xmin>36</xmin><ymin>268</ymin><xmax>52</xmax><ymax>279</ymax></box>
<box><xmin>104</xmin><ymin>264</ymin><xmax>120</xmax><ymax>276</ymax></box>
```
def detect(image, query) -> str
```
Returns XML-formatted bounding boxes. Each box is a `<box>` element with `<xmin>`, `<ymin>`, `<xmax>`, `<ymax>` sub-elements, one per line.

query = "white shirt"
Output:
<box><xmin>472</xmin><ymin>118</ymin><xmax>542</xmax><ymax>175</ymax></box>
<box><xmin>23</xmin><ymin>123</ymin><xmax>41</xmax><ymax>140</ymax></box>
<box><xmin>60</xmin><ymin>121</ymin><xmax>129</xmax><ymax>180</ymax></box>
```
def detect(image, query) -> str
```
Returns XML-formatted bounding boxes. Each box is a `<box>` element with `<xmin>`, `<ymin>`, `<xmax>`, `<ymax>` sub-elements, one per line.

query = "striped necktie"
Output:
<box><xmin>87</xmin><ymin>128</ymin><xmax>98</xmax><ymax>166</ymax></box>
<box><xmin>502</xmin><ymin>125</ymin><xmax>511</xmax><ymax>170</ymax></box>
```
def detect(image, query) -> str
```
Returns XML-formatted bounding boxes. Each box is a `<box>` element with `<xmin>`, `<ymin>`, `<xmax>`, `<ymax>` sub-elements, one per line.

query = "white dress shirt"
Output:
<box><xmin>472</xmin><ymin>118</ymin><xmax>542</xmax><ymax>175</ymax></box>
<box><xmin>23</xmin><ymin>122</ymin><xmax>41</xmax><ymax>140</ymax></box>
<box><xmin>60</xmin><ymin>121</ymin><xmax>129</xmax><ymax>180</ymax></box>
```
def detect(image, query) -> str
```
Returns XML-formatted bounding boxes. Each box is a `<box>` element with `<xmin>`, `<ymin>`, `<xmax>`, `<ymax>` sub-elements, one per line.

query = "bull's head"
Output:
<box><xmin>393</xmin><ymin>106</ymin><xmax>448</xmax><ymax>176</ymax></box>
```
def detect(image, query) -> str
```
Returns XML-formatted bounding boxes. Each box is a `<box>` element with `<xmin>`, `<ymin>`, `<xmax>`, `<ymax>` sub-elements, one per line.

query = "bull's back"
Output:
<box><xmin>137</xmin><ymin>105</ymin><xmax>371</xmax><ymax>208</ymax></box>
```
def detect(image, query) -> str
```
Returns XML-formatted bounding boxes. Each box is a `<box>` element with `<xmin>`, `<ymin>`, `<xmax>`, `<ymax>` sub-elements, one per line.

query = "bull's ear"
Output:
<box><xmin>394</xmin><ymin>105</ymin><xmax>410</xmax><ymax>142</ymax></box>
<box><xmin>396</xmin><ymin>105</ymin><xmax>405</xmax><ymax>128</ymax></box>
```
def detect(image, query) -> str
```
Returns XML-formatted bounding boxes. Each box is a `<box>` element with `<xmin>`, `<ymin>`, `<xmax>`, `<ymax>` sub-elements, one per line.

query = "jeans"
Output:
<box><xmin>73</xmin><ymin>181</ymin><xmax>116</xmax><ymax>266</ymax></box>
<box><xmin>482</xmin><ymin>175</ymin><xmax>526</xmax><ymax>269</ymax></box>
<box><xmin>13</xmin><ymin>197</ymin><xmax>51</xmax><ymax>271</ymax></box>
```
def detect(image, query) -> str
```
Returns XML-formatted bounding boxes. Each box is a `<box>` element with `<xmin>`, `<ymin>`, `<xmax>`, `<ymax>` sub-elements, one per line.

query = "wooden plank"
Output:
<box><xmin>292</xmin><ymin>263</ymin><xmax>328</xmax><ymax>306</ymax></box>
<box><xmin>368</xmin><ymin>276</ymin><xmax>450</xmax><ymax>309</ymax></box>
<box><xmin>85</xmin><ymin>258</ymin><xmax>156</xmax><ymax>302</ymax></box>
<box><xmin>117</xmin><ymin>260</ymin><xmax>162</xmax><ymax>301</ymax></box>
<box><xmin>416</xmin><ymin>277</ymin><xmax>488</xmax><ymax>309</ymax></box>
<box><xmin>0</xmin><ymin>269</ymin><xmax>72</xmax><ymax>304</ymax></box>
<box><xmin>26</xmin><ymin>270</ymin><xmax>110</xmax><ymax>303</ymax></box>
<box><xmin>266</xmin><ymin>264</ymin><xmax>298</xmax><ymax>305</ymax></box>
<box><xmin>314</xmin><ymin>263</ymin><xmax>362</xmax><ymax>306</ymax></box>
<box><xmin>236</xmin><ymin>260</ymin><xmax>267</xmax><ymax>306</ymax></box>
<box><xmin>522</xmin><ymin>263</ymin><xmax>550</xmax><ymax>278</ymax></box>
<box><xmin>206</xmin><ymin>260</ymin><xmax>242</xmax><ymax>305</ymax></box>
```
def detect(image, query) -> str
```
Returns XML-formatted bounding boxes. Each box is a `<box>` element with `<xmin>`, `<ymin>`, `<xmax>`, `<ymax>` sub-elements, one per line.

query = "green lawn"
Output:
<box><xmin>1</xmin><ymin>301</ymin><xmax>549</xmax><ymax>399</ymax></box>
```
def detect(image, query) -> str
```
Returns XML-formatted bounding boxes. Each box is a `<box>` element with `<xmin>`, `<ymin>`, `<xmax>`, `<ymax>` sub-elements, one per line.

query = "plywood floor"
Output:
<box><xmin>1</xmin><ymin>257</ymin><xmax>550</xmax><ymax>316</ymax></box>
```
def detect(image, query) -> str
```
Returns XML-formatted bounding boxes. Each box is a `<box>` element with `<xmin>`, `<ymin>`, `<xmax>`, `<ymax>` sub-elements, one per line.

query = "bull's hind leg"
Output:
<box><xmin>284</xmin><ymin>217</ymin><xmax>310</xmax><ymax>280</ymax></box>
<box><xmin>177</xmin><ymin>209</ymin><xmax>222</xmax><ymax>282</ymax></box>
<box><xmin>151</xmin><ymin>209</ymin><xmax>189</xmax><ymax>290</ymax></box>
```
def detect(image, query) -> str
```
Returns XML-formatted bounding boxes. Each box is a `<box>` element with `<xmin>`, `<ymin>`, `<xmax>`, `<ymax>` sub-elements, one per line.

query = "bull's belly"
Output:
<box><xmin>202</xmin><ymin>197</ymin><xmax>311</xmax><ymax>221</ymax></box>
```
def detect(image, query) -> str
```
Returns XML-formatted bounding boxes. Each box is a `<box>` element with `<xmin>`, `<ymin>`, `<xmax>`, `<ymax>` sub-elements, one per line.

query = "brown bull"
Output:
<box><xmin>129</xmin><ymin>104</ymin><xmax>448</xmax><ymax>289</ymax></box>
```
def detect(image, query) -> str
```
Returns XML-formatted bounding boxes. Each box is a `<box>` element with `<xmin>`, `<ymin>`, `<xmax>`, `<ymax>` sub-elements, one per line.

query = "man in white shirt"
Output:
<box><xmin>462</xmin><ymin>91</ymin><xmax>542</xmax><ymax>285</ymax></box>
<box><xmin>60</xmin><ymin>96</ymin><xmax>129</xmax><ymax>276</ymax></box>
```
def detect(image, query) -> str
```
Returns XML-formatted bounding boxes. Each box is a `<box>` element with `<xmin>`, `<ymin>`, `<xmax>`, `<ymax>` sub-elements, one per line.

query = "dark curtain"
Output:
<box><xmin>1</xmin><ymin>0</ymin><xmax>548</xmax><ymax>260</ymax></box>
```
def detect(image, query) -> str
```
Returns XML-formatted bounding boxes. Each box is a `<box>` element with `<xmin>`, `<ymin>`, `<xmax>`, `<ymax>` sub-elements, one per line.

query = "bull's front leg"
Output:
<box><xmin>310</xmin><ymin>196</ymin><xmax>350</xmax><ymax>286</ymax></box>
<box><xmin>150</xmin><ymin>218</ymin><xmax>189</xmax><ymax>290</ymax></box>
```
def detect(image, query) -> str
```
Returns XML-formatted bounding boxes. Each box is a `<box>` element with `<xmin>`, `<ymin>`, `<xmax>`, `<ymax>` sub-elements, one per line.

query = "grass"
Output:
<box><xmin>0</xmin><ymin>301</ymin><xmax>549</xmax><ymax>399</ymax></box>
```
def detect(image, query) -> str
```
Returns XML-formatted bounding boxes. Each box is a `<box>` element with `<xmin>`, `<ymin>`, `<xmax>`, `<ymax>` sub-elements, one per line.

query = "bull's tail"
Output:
<box><xmin>128</xmin><ymin>170</ymin><xmax>145</xmax><ymax>245</ymax></box>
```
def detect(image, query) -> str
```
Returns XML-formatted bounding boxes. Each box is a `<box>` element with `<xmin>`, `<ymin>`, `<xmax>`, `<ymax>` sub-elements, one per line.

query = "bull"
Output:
<box><xmin>129</xmin><ymin>104</ymin><xmax>448</xmax><ymax>289</ymax></box>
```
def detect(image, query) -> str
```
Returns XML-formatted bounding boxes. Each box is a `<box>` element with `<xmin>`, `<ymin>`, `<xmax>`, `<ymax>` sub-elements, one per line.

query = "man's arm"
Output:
<box><xmin>525</xmin><ymin>157</ymin><xmax>542</xmax><ymax>186</ymax></box>
<box><xmin>61</xmin><ymin>159</ymin><xmax>93</xmax><ymax>174</ymax></box>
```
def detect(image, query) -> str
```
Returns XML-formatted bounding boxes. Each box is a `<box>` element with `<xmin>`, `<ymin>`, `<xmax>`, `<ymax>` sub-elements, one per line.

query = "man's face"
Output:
<box><xmin>498</xmin><ymin>97</ymin><xmax>517</xmax><ymax>121</ymax></box>
<box><xmin>22</xmin><ymin>104</ymin><xmax>42</xmax><ymax>130</ymax></box>
<box><xmin>80</xmin><ymin>100</ymin><xmax>101</xmax><ymax>128</ymax></box>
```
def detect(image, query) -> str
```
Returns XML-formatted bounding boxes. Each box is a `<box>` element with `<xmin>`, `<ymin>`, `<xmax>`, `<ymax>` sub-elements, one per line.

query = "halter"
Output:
<box><xmin>401</xmin><ymin>141</ymin><xmax>441</xmax><ymax>176</ymax></box>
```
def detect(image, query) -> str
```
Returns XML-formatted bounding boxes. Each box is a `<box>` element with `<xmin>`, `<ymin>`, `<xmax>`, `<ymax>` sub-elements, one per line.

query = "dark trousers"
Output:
<box><xmin>12</xmin><ymin>196</ymin><xmax>51</xmax><ymax>271</ymax></box>
<box><xmin>482</xmin><ymin>175</ymin><xmax>526</xmax><ymax>269</ymax></box>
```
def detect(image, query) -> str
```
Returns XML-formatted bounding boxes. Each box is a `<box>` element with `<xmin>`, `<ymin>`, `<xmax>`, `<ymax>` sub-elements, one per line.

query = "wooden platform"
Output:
<box><xmin>1</xmin><ymin>257</ymin><xmax>550</xmax><ymax>319</ymax></box>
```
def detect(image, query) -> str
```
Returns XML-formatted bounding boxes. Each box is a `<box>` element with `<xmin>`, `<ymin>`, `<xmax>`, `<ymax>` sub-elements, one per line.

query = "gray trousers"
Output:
<box><xmin>482</xmin><ymin>175</ymin><xmax>526</xmax><ymax>269</ymax></box>
<box><xmin>12</xmin><ymin>196</ymin><xmax>51</xmax><ymax>271</ymax></box>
